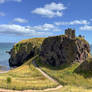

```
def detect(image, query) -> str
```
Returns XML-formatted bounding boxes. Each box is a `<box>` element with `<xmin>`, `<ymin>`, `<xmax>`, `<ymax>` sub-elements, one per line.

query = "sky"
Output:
<box><xmin>0</xmin><ymin>0</ymin><xmax>92</xmax><ymax>44</ymax></box>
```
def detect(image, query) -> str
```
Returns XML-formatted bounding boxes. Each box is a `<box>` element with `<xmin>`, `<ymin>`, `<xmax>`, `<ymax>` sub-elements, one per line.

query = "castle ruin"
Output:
<box><xmin>65</xmin><ymin>28</ymin><xmax>75</xmax><ymax>38</ymax></box>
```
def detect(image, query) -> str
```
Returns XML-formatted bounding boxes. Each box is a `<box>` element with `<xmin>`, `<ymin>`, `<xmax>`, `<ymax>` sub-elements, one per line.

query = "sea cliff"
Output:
<box><xmin>9</xmin><ymin>29</ymin><xmax>90</xmax><ymax>67</ymax></box>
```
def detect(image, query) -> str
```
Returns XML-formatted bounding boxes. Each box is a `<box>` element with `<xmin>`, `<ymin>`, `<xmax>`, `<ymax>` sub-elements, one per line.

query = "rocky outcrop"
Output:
<box><xmin>40</xmin><ymin>35</ymin><xmax>90</xmax><ymax>66</ymax></box>
<box><xmin>9</xmin><ymin>38</ymin><xmax>45</xmax><ymax>67</ymax></box>
<box><xmin>75</xmin><ymin>56</ymin><xmax>92</xmax><ymax>72</ymax></box>
<box><xmin>9</xmin><ymin>29</ymin><xmax>90</xmax><ymax>67</ymax></box>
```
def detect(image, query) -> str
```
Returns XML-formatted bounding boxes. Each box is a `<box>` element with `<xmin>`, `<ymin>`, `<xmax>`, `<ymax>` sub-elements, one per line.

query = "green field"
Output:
<box><xmin>0</xmin><ymin>56</ymin><xmax>58</xmax><ymax>90</ymax></box>
<box><xmin>0</xmin><ymin>56</ymin><xmax>92</xmax><ymax>92</ymax></box>
<box><xmin>36</xmin><ymin>57</ymin><xmax>92</xmax><ymax>90</ymax></box>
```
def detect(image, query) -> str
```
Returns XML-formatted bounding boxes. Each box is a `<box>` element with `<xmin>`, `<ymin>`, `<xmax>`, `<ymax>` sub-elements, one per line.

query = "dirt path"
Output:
<box><xmin>0</xmin><ymin>71</ymin><xmax>8</xmax><ymax>73</ymax></box>
<box><xmin>0</xmin><ymin>85</ymin><xmax>62</xmax><ymax>92</ymax></box>
<box><xmin>32</xmin><ymin>61</ymin><xmax>58</xmax><ymax>83</ymax></box>
<box><xmin>0</xmin><ymin>61</ymin><xmax>62</xmax><ymax>92</ymax></box>
<box><xmin>32</xmin><ymin>61</ymin><xmax>63</xmax><ymax>90</ymax></box>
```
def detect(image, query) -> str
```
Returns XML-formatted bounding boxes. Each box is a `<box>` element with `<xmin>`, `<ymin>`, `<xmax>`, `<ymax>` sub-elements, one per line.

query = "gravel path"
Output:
<box><xmin>0</xmin><ymin>61</ymin><xmax>63</xmax><ymax>92</ymax></box>
<box><xmin>0</xmin><ymin>71</ymin><xmax>9</xmax><ymax>73</ymax></box>
<box><xmin>32</xmin><ymin>61</ymin><xmax>58</xmax><ymax>82</ymax></box>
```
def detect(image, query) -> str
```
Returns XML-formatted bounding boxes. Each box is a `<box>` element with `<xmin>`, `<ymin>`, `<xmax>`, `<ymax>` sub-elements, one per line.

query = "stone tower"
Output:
<box><xmin>65</xmin><ymin>28</ymin><xmax>75</xmax><ymax>38</ymax></box>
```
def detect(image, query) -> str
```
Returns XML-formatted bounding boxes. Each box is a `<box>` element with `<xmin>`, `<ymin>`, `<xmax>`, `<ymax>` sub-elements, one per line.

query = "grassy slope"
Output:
<box><xmin>36</xmin><ymin>57</ymin><xmax>92</xmax><ymax>90</ymax></box>
<box><xmin>46</xmin><ymin>86</ymin><xmax>92</xmax><ymax>92</ymax></box>
<box><xmin>0</xmin><ymin>56</ymin><xmax>58</xmax><ymax>90</ymax></box>
<box><xmin>0</xmin><ymin>58</ymin><xmax>92</xmax><ymax>92</ymax></box>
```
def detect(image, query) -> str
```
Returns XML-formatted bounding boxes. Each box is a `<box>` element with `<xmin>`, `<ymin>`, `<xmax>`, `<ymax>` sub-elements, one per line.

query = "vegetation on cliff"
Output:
<box><xmin>9</xmin><ymin>38</ymin><xmax>45</xmax><ymax>67</ymax></box>
<box><xmin>75</xmin><ymin>56</ymin><xmax>92</xmax><ymax>75</ymax></box>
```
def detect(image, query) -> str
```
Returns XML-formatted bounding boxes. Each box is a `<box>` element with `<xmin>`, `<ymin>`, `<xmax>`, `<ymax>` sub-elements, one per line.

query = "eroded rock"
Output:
<box><xmin>40</xmin><ymin>35</ymin><xmax>90</xmax><ymax>66</ymax></box>
<box><xmin>9</xmin><ymin>38</ymin><xmax>45</xmax><ymax>67</ymax></box>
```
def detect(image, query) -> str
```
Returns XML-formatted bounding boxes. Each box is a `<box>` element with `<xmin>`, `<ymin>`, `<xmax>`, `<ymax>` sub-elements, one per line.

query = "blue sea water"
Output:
<box><xmin>0</xmin><ymin>43</ymin><xmax>14</xmax><ymax>69</ymax></box>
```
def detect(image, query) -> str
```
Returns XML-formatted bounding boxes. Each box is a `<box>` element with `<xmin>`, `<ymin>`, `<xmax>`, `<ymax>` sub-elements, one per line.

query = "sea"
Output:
<box><xmin>0</xmin><ymin>43</ymin><xmax>14</xmax><ymax>70</ymax></box>
<box><xmin>0</xmin><ymin>43</ymin><xmax>92</xmax><ymax>70</ymax></box>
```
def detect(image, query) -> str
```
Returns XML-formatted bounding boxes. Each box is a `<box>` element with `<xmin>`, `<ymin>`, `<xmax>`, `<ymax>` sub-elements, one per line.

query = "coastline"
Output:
<box><xmin>0</xmin><ymin>65</ymin><xmax>10</xmax><ymax>71</ymax></box>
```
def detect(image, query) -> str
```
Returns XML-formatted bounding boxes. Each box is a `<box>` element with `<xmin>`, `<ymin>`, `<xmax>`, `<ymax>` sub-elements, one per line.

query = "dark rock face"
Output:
<box><xmin>9</xmin><ymin>29</ymin><xmax>90</xmax><ymax>67</ymax></box>
<box><xmin>9</xmin><ymin>38</ymin><xmax>44</xmax><ymax>67</ymax></box>
<box><xmin>40</xmin><ymin>36</ymin><xmax>90</xmax><ymax>66</ymax></box>
<box><xmin>75</xmin><ymin>57</ymin><xmax>92</xmax><ymax>72</ymax></box>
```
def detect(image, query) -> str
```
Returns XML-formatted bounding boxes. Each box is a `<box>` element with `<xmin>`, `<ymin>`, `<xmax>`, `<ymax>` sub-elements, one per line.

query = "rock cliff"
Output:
<box><xmin>75</xmin><ymin>56</ymin><xmax>92</xmax><ymax>72</ymax></box>
<box><xmin>40</xmin><ymin>36</ymin><xmax>90</xmax><ymax>66</ymax></box>
<box><xmin>9</xmin><ymin>29</ymin><xmax>90</xmax><ymax>67</ymax></box>
<box><xmin>9</xmin><ymin>38</ymin><xmax>45</xmax><ymax>67</ymax></box>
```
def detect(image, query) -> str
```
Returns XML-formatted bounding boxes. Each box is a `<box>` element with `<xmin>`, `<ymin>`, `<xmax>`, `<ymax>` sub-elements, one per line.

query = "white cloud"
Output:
<box><xmin>0</xmin><ymin>24</ymin><xmax>56</xmax><ymax>36</ymax></box>
<box><xmin>0</xmin><ymin>12</ymin><xmax>5</xmax><ymax>16</ymax></box>
<box><xmin>55</xmin><ymin>20</ymin><xmax>89</xmax><ymax>26</ymax></box>
<box><xmin>0</xmin><ymin>0</ymin><xmax>22</xmax><ymax>4</ymax></box>
<box><xmin>0</xmin><ymin>0</ymin><xmax>5</xmax><ymax>3</ymax></box>
<box><xmin>90</xmin><ymin>19</ymin><xmax>92</xmax><ymax>21</ymax></box>
<box><xmin>29</xmin><ymin>23</ymin><xmax>60</xmax><ymax>32</ymax></box>
<box><xmin>32</xmin><ymin>2</ymin><xmax>66</xmax><ymax>18</ymax></box>
<box><xmin>80</xmin><ymin>25</ymin><xmax>92</xmax><ymax>30</ymax></box>
<box><xmin>13</xmin><ymin>18</ymin><xmax>28</xmax><ymax>23</ymax></box>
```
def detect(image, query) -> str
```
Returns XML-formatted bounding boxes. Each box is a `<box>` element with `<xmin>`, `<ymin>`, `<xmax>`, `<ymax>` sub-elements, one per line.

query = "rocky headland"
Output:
<box><xmin>9</xmin><ymin>28</ymin><xmax>90</xmax><ymax>67</ymax></box>
<box><xmin>9</xmin><ymin>38</ymin><xmax>45</xmax><ymax>67</ymax></box>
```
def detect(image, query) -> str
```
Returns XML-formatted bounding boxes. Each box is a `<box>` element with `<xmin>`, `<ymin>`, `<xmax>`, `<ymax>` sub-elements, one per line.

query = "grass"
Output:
<box><xmin>0</xmin><ymin>56</ymin><xmax>92</xmax><ymax>92</ymax></box>
<box><xmin>0</xmin><ymin>56</ymin><xmax>58</xmax><ymax>90</ymax></box>
<box><xmin>46</xmin><ymin>86</ymin><xmax>92</xmax><ymax>92</ymax></box>
<box><xmin>36</xmin><ymin>57</ymin><xmax>92</xmax><ymax>89</ymax></box>
<box><xmin>13</xmin><ymin>37</ymin><xmax>45</xmax><ymax>54</ymax></box>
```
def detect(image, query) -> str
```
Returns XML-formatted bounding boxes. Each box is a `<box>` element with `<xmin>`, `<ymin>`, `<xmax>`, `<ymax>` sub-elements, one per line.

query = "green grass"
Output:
<box><xmin>46</xmin><ymin>86</ymin><xmax>92</xmax><ymax>92</ymax></box>
<box><xmin>0</xmin><ymin>56</ymin><xmax>92</xmax><ymax>91</ymax></box>
<box><xmin>36</xmin><ymin>57</ymin><xmax>92</xmax><ymax>89</ymax></box>
<box><xmin>0</xmin><ymin>56</ymin><xmax>58</xmax><ymax>90</ymax></box>
<box><xmin>13</xmin><ymin>37</ymin><xmax>45</xmax><ymax>54</ymax></box>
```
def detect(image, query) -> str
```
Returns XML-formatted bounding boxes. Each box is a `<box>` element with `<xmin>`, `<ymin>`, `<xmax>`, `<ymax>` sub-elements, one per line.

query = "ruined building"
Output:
<box><xmin>65</xmin><ymin>28</ymin><xmax>75</xmax><ymax>38</ymax></box>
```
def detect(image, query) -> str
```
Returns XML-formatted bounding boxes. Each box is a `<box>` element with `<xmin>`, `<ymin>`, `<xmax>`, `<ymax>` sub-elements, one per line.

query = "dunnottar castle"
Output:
<box><xmin>65</xmin><ymin>28</ymin><xmax>75</xmax><ymax>39</ymax></box>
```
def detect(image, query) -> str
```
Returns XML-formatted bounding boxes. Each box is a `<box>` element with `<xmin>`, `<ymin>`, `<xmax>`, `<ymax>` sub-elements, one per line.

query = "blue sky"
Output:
<box><xmin>0</xmin><ymin>0</ymin><xmax>92</xmax><ymax>44</ymax></box>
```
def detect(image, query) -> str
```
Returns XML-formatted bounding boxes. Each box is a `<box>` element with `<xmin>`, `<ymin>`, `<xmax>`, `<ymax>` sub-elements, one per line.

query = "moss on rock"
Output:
<box><xmin>9</xmin><ymin>38</ymin><xmax>45</xmax><ymax>67</ymax></box>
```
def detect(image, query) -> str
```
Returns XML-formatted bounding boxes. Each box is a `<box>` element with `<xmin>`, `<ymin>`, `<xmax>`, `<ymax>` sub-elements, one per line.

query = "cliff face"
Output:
<box><xmin>9</xmin><ymin>38</ymin><xmax>45</xmax><ymax>67</ymax></box>
<box><xmin>9</xmin><ymin>29</ymin><xmax>90</xmax><ymax>67</ymax></box>
<box><xmin>75</xmin><ymin>57</ymin><xmax>92</xmax><ymax>72</ymax></box>
<box><xmin>40</xmin><ymin>36</ymin><xmax>90</xmax><ymax>66</ymax></box>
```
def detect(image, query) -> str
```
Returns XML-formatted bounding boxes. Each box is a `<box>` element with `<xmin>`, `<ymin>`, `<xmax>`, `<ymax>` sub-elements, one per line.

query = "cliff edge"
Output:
<box><xmin>9</xmin><ymin>28</ymin><xmax>90</xmax><ymax>67</ymax></box>
<box><xmin>9</xmin><ymin>38</ymin><xmax>45</xmax><ymax>67</ymax></box>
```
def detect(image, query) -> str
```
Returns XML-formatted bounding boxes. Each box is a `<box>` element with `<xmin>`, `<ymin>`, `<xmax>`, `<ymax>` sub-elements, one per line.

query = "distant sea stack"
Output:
<box><xmin>9</xmin><ymin>28</ymin><xmax>90</xmax><ymax>67</ymax></box>
<box><xmin>40</xmin><ymin>28</ymin><xmax>90</xmax><ymax>66</ymax></box>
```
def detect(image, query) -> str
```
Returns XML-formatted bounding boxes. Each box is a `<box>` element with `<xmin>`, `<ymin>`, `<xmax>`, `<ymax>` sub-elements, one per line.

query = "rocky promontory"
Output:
<box><xmin>9</xmin><ymin>38</ymin><xmax>45</xmax><ymax>67</ymax></box>
<box><xmin>9</xmin><ymin>28</ymin><xmax>90</xmax><ymax>67</ymax></box>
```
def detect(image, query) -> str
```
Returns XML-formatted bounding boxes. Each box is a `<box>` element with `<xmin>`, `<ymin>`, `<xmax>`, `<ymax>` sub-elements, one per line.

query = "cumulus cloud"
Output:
<box><xmin>90</xmin><ymin>19</ymin><xmax>92</xmax><ymax>21</ymax></box>
<box><xmin>0</xmin><ymin>0</ymin><xmax>22</xmax><ymax>4</ymax></box>
<box><xmin>29</xmin><ymin>23</ymin><xmax>60</xmax><ymax>31</ymax></box>
<box><xmin>0</xmin><ymin>12</ymin><xmax>5</xmax><ymax>16</ymax></box>
<box><xmin>0</xmin><ymin>24</ymin><xmax>58</xmax><ymax>36</ymax></box>
<box><xmin>32</xmin><ymin>2</ymin><xmax>66</xmax><ymax>18</ymax></box>
<box><xmin>13</xmin><ymin>18</ymin><xmax>28</xmax><ymax>23</ymax></box>
<box><xmin>55</xmin><ymin>20</ymin><xmax>89</xmax><ymax>26</ymax></box>
<box><xmin>80</xmin><ymin>25</ymin><xmax>92</xmax><ymax>30</ymax></box>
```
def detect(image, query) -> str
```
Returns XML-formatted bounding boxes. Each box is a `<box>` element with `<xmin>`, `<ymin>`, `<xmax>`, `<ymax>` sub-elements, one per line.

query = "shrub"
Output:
<box><xmin>6</xmin><ymin>77</ymin><xmax>11</xmax><ymax>84</ymax></box>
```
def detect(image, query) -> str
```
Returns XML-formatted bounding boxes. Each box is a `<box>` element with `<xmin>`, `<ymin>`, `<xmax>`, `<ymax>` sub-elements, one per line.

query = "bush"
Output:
<box><xmin>6</xmin><ymin>77</ymin><xmax>11</xmax><ymax>84</ymax></box>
